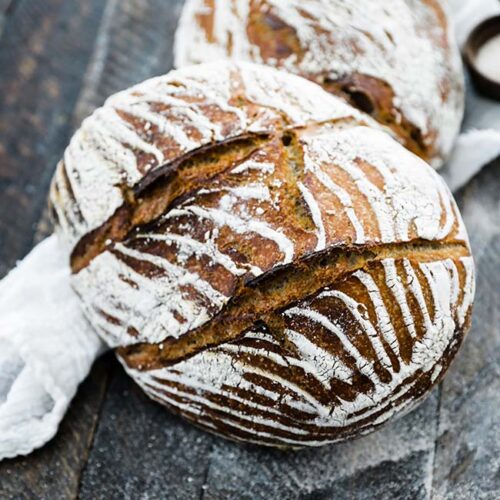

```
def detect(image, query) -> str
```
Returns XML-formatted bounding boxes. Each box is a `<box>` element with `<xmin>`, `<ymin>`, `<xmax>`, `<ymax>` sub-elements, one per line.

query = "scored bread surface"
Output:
<box><xmin>174</xmin><ymin>0</ymin><xmax>464</xmax><ymax>168</ymax></box>
<box><xmin>49</xmin><ymin>62</ymin><xmax>474</xmax><ymax>447</ymax></box>
<box><xmin>50</xmin><ymin>62</ymin><xmax>378</xmax><ymax>252</ymax></box>
<box><xmin>126</xmin><ymin>255</ymin><xmax>473</xmax><ymax>446</ymax></box>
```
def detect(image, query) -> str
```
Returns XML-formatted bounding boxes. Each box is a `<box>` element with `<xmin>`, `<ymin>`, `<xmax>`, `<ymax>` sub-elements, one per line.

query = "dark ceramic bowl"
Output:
<box><xmin>464</xmin><ymin>15</ymin><xmax>500</xmax><ymax>100</ymax></box>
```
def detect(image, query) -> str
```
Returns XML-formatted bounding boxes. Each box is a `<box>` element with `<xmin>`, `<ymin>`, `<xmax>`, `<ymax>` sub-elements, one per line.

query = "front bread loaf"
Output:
<box><xmin>50</xmin><ymin>62</ymin><xmax>474</xmax><ymax>447</ymax></box>
<box><xmin>174</xmin><ymin>0</ymin><xmax>464</xmax><ymax>168</ymax></box>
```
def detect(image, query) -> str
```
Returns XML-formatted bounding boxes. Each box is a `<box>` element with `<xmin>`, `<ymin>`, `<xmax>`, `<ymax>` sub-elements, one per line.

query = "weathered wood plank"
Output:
<box><xmin>0</xmin><ymin>0</ymin><xmax>14</xmax><ymax>12</ymax></box>
<box><xmin>0</xmin><ymin>0</ymin><xmax>106</xmax><ymax>279</ymax></box>
<box><xmin>0</xmin><ymin>0</ymin><xmax>110</xmax><ymax>496</ymax></box>
<box><xmin>73</xmin><ymin>0</ymin><xmax>184</xmax><ymax>125</ymax></box>
<box><xmin>79</xmin><ymin>366</ymin><xmax>215</xmax><ymax>500</ymax></box>
<box><xmin>0</xmin><ymin>0</ymin><xmax>14</xmax><ymax>24</ymax></box>
<box><xmin>432</xmin><ymin>160</ymin><xmax>500</xmax><ymax>499</ymax></box>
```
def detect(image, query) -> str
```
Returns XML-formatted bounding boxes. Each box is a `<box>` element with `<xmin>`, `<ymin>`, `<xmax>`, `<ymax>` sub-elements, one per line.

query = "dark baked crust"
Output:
<box><xmin>49</xmin><ymin>62</ymin><xmax>376</xmax><ymax>254</ymax></box>
<box><xmin>120</xmin><ymin>256</ymin><xmax>474</xmax><ymax>447</ymax></box>
<box><xmin>49</xmin><ymin>62</ymin><xmax>474</xmax><ymax>447</ymax></box>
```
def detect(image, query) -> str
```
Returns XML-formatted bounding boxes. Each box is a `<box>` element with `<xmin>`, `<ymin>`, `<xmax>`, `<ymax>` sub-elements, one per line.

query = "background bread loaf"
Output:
<box><xmin>174</xmin><ymin>0</ymin><xmax>465</xmax><ymax>168</ymax></box>
<box><xmin>50</xmin><ymin>62</ymin><xmax>474</xmax><ymax>447</ymax></box>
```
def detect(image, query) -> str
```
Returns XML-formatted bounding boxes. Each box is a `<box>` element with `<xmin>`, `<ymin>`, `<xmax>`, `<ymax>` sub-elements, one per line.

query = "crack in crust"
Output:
<box><xmin>68</xmin><ymin>115</ymin><xmax>373</xmax><ymax>274</ymax></box>
<box><xmin>70</xmin><ymin>133</ymin><xmax>270</xmax><ymax>273</ymax></box>
<box><xmin>50</xmin><ymin>62</ymin><xmax>474</xmax><ymax>448</ymax></box>
<box><xmin>118</xmin><ymin>240</ymin><xmax>470</xmax><ymax>370</ymax></box>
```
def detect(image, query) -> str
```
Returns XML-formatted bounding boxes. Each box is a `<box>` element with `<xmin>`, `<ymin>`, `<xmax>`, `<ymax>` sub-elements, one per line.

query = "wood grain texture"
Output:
<box><xmin>432</xmin><ymin>160</ymin><xmax>500</xmax><ymax>499</ymax></box>
<box><xmin>0</xmin><ymin>0</ymin><xmax>110</xmax><ymax>496</ymax></box>
<box><xmin>79</xmin><ymin>365</ymin><xmax>214</xmax><ymax>499</ymax></box>
<box><xmin>0</xmin><ymin>0</ymin><xmax>15</xmax><ymax>36</ymax></box>
<box><xmin>73</xmin><ymin>0</ymin><xmax>184</xmax><ymax>126</ymax></box>
<box><xmin>0</xmin><ymin>0</ymin><xmax>15</xmax><ymax>20</ymax></box>
<box><xmin>0</xmin><ymin>0</ymin><xmax>106</xmax><ymax>278</ymax></box>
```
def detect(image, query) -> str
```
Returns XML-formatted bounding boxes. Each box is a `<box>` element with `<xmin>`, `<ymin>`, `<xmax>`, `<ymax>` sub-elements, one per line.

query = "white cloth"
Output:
<box><xmin>0</xmin><ymin>236</ymin><xmax>103</xmax><ymax>460</ymax></box>
<box><xmin>1</xmin><ymin>0</ymin><xmax>499</xmax><ymax>461</ymax></box>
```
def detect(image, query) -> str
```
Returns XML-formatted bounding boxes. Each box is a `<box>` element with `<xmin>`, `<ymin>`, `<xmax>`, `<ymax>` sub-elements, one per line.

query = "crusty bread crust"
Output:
<box><xmin>50</xmin><ymin>62</ymin><xmax>474</xmax><ymax>447</ymax></box>
<box><xmin>174</xmin><ymin>0</ymin><xmax>465</xmax><ymax>168</ymax></box>
<box><xmin>123</xmin><ymin>259</ymin><xmax>472</xmax><ymax>447</ymax></box>
<box><xmin>50</xmin><ymin>62</ymin><xmax>381</xmax><ymax>253</ymax></box>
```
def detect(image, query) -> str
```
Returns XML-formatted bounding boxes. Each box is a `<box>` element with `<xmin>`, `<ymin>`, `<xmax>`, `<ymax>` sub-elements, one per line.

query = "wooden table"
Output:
<box><xmin>0</xmin><ymin>1</ymin><xmax>499</xmax><ymax>498</ymax></box>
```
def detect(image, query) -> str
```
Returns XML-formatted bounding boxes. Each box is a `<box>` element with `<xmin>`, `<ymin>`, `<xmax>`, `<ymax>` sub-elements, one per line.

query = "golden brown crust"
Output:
<box><xmin>118</xmin><ymin>240</ymin><xmax>470</xmax><ymax>371</ymax></box>
<box><xmin>120</xmin><ymin>255</ymin><xmax>473</xmax><ymax>447</ymax></box>
<box><xmin>174</xmin><ymin>0</ymin><xmax>465</xmax><ymax>167</ymax></box>
<box><xmin>50</xmin><ymin>62</ymin><xmax>474</xmax><ymax>448</ymax></box>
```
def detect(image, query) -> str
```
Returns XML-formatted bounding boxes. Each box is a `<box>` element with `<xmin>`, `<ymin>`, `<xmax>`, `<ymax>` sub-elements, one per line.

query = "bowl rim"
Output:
<box><xmin>464</xmin><ymin>14</ymin><xmax>500</xmax><ymax>100</ymax></box>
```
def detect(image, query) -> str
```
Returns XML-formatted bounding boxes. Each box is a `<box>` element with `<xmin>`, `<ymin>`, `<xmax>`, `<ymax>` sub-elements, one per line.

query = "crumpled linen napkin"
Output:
<box><xmin>1</xmin><ymin>0</ymin><xmax>500</xmax><ymax>461</ymax></box>
<box><xmin>0</xmin><ymin>236</ymin><xmax>103</xmax><ymax>460</ymax></box>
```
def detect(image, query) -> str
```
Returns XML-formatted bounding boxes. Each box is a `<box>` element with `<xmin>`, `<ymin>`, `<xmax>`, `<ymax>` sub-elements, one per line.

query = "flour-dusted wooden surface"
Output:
<box><xmin>0</xmin><ymin>1</ymin><xmax>498</xmax><ymax>499</ymax></box>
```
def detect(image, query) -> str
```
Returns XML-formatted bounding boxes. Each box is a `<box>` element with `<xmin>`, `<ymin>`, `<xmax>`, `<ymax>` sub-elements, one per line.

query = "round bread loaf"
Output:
<box><xmin>174</xmin><ymin>0</ymin><xmax>464</xmax><ymax>168</ymax></box>
<box><xmin>50</xmin><ymin>62</ymin><xmax>474</xmax><ymax>447</ymax></box>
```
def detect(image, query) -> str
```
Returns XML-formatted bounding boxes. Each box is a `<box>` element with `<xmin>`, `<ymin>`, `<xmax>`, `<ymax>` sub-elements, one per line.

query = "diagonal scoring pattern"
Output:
<box><xmin>49</xmin><ymin>62</ymin><xmax>475</xmax><ymax>447</ymax></box>
<box><xmin>124</xmin><ymin>256</ymin><xmax>474</xmax><ymax>447</ymax></box>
